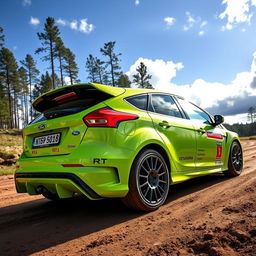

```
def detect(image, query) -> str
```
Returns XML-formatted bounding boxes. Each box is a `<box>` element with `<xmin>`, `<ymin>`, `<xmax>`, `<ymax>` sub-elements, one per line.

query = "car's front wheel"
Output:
<box><xmin>224</xmin><ymin>141</ymin><xmax>243</xmax><ymax>177</ymax></box>
<box><xmin>122</xmin><ymin>149</ymin><xmax>170</xmax><ymax>211</ymax></box>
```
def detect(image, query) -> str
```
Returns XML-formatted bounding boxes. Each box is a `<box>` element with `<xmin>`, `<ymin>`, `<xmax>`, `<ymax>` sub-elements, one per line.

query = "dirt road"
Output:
<box><xmin>0</xmin><ymin>140</ymin><xmax>255</xmax><ymax>256</ymax></box>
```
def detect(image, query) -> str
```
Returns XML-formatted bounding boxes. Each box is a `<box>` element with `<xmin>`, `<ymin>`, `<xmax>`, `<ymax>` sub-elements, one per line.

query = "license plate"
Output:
<box><xmin>32</xmin><ymin>133</ymin><xmax>61</xmax><ymax>148</ymax></box>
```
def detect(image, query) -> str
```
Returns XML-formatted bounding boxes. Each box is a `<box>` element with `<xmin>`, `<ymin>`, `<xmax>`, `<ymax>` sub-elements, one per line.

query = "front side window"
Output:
<box><xmin>149</xmin><ymin>94</ymin><xmax>182</xmax><ymax>118</ymax></box>
<box><xmin>176</xmin><ymin>97</ymin><xmax>212</xmax><ymax>124</ymax></box>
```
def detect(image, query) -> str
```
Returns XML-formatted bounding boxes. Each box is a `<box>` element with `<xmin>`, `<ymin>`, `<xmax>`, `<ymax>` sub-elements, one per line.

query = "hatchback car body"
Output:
<box><xmin>15</xmin><ymin>83</ymin><xmax>243</xmax><ymax>211</ymax></box>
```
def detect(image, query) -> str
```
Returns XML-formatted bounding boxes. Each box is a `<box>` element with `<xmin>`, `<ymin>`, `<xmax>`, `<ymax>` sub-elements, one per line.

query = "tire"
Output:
<box><xmin>224</xmin><ymin>141</ymin><xmax>243</xmax><ymax>177</ymax></box>
<box><xmin>122</xmin><ymin>149</ymin><xmax>170</xmax><ymax>211</ymax></box>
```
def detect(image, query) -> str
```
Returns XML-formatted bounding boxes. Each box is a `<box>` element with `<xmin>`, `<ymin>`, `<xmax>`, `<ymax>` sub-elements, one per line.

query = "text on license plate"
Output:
<box><xmin>33</xmin><ymin>133</ymin><xmax>61</xmax><ymax>148</ymax></box>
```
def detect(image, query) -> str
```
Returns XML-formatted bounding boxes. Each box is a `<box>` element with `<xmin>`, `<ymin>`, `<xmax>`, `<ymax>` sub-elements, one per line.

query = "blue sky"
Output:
<box><xmin>1</xmin><ymin>0</ymin><xmax>256</xmax><ymax>123</ymax></box>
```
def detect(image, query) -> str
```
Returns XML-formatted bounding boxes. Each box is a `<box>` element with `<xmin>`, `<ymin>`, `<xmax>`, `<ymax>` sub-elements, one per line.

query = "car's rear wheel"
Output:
<box><xmin>122</xmin><ymin>149</ymin><xmax>170</xmax><ymax>211</ymax></box>
<box><xmin>224</xmin><ymin>141</ymin><xmax>243</xmax><ymax>177</ymax></box>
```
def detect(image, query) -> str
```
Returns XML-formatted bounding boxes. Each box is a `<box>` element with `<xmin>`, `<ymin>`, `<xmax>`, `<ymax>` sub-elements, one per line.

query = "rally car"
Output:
<box><xmin>15</xmin><ymin>83</ymin><xmax>243</xmax><ymax>211</ymax></box>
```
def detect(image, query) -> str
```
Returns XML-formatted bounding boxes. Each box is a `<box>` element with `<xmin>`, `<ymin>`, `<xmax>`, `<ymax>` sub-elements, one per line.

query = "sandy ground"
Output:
<box><xmin>0</xmin><ymin>140</ymin><xmax>255</xmax><ymax>256</ymax></box>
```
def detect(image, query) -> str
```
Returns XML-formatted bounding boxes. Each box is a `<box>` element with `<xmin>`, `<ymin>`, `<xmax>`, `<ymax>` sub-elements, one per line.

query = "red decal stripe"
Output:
<box><xmin>207</xmin><ymin>132</ymin><xmax>223</xmax><ymax>140</ymax></box>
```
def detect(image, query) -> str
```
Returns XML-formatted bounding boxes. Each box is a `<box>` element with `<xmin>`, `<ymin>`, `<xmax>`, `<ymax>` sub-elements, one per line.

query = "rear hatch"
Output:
<box><xmin>23</xmin><ymin>83</ymin><xmax>125</xmax><ymax>157</ymax></box>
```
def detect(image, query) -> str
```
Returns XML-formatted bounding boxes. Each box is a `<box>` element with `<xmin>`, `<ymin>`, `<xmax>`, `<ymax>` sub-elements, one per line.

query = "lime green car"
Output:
<box><xmin>15</xmin><ymin>83</ymin><xmax>243</xmax><ymax>211</ymax></box>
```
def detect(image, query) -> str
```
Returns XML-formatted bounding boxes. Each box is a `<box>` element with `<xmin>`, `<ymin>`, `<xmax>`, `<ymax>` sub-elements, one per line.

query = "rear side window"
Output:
<box><xmin>149</xmin><ymin>94</ymin><xmax>182</xmax><ymax>118</ymax></box>
<box><xmin>31</xmin><ymin>87</ymin><xmax>112</xmax><ymax>124</ymax></box>
<box><xmin>125</xmin><ymin>95</ymin><xmax>148</xmax><ymax>110</ymax></box>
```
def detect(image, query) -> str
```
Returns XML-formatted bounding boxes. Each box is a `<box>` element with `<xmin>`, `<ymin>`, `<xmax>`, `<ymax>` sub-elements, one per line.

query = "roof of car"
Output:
<box><xmin>32</xmin><ymin>82</ymin><xmax>184</xmax><ymax>109</ymax></box>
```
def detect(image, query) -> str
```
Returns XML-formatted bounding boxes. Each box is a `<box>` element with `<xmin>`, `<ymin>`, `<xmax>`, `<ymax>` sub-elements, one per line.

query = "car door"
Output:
<box><xmin>147</xmin><ymin>94</ymin><xmax>197</xmax><ymax>173</ymax></box>
<box><xmin>175</xmin><ymin>97</ymin><xmax>226</xmax><ymax>170</ymax></box>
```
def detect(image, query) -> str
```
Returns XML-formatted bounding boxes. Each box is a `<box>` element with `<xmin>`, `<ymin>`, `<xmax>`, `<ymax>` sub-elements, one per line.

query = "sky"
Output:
<box><xmin>1</xmin><ymin>0</ymin><xmax>256</xmax><ymax>123</ymax></box>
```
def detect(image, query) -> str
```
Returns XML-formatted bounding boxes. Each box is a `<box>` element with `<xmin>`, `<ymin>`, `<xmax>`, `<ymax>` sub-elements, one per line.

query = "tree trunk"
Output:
<box><xmin>28</xmin><ymin>68</ymin><xmax>32</xmax><ymax>123</ymax></box>
<box><xmin>59</xmin><ymin>54</ymin><xmax>64</xmax><ymax>86</ymax></box>
<box><xmin>6</xmin><ymin>68</ymin><xmax>13</xmax><ymax>128</ymax></box>
<box><xmin>50</xmin><ymin>38</ymin><xmax>55</xmax><ymax>89</ymax></box>
<box><xmin>110</xmin><ymin>57</ymin><xmax>115</xmax><ymax>86</ymax></box>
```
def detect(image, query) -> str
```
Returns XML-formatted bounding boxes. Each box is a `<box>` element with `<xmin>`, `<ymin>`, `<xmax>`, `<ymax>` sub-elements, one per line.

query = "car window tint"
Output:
<box><xmin>177</xmin><ymin>98</ymin><xmax>212</xmax><ymax>124</ymax></box>
<box><xmin>150</xmin><ymin>94</ymin><xmax>182</xmax><ymax>118</ymax></box>
<box><xmin>126</xmin><ymin>95</ymin><xmax>148</xmax><ymax>110</ymax></box>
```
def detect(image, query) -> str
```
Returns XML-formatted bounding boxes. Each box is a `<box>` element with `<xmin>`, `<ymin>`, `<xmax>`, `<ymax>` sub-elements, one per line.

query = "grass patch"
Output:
<box><xmin>0</xmin><ymin>166</ymin><xmax>15</xmax><ymax>176</ymax></box>
<box><xmin>0</xmin><ymin>129</ymin><xmax>22</xmax><ymax>148</ymax></box>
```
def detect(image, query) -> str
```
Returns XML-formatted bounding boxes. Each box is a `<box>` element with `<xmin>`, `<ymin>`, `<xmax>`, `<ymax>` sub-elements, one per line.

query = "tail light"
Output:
<box><xmin>83</xmin><ymin>107</ymin><xmax>138</xmax><ymax>128</ymax></box>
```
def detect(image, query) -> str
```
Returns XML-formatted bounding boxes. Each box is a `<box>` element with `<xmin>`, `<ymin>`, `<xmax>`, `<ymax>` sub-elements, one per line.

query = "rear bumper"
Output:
<box><xmin>15</xmin><ymin>154</ymin><xmax>131</xmax><ymax>199</ymax></box>
<box><xmin>15</xmin><ymin>172</ymin><xmax>102</xmax><ymax>199</ymax></box>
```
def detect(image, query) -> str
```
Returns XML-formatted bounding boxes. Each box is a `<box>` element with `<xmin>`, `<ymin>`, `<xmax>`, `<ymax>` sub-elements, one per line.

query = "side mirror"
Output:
<box><xmin>214</xmin><ymin>115</ymin><xmax>224</xmax><ymax>126</ymax></box>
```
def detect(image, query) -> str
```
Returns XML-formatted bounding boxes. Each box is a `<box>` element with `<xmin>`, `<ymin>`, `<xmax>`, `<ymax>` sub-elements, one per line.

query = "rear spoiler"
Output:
<box><xmin>32</xmin><ymin>83</ymin><xmax>125</xmax><ymax>112</ymax></box>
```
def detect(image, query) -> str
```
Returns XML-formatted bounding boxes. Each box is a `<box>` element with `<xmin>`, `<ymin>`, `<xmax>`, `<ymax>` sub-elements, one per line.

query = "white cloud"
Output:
<box><xmin>164</xmin><ymin>17</ymin><xmax>176</xmax><ymax>27</ymax></box>
<box><xmin>57</xmin><ymin>18</ymin><xmax>95</xmax><ymax>34</ymax></box>
<box><xmin>13</xmin><ymin>46</ymin><xmax>17</xmax><ymax>51</ymax></box>
<box><xmin>79</xmin><ymin>19</ymin><xmax>95</xmax><ymax>34</ymax></box>
<box><xmin>219</xmin><ymin>0</ymin><xmax>256</xmax><ymax>30</ymax></box>
<box><xmin>64</xmin><ymin>76</ymin><xmax>71</xmax><ymax>85</ymax></box>
<box><xmin>198</xmin><ymin>30</ymin><xmax>205</xmax><ymax>36</ymax></box>
<box><xmin>135</xmin><ymin>0</ymin><xmax>140</xmax><ymax>5</ymax></box>
<box><xmin>126</xmin><ymin>58</ymin><xmax>184</xmax><ymax>90</ymax></box>
<box><xmin>29</xmin><ymin>17</ymin><xmax>40</xmax><ymax>26</ymax></box>
<box><xmin>126</xmin><ymin>52</ymin><xmax>256</xmax><ymax>123</ymax></box>
<box><xmin>183</xmin><ymin>12</ymin><xmax>196</xmax><ymax>31</ymax></box>
<box><xmin>22</xmin><ymin>0</ymin><xmax>31</xmax><ymax>6</ymax></box>
<box><xmin>56</xmin><ymin>18</ymin><xmax>66</xmax><ymax>26</ymax></box>
<box><xmin>200</xmin><ymin>21</ymin><xmax>208</xmax><ymax>28</ymax></box>
<box><xmin>183</xmin><ymin>12</ymin><xmax>207</xmax><ymax>35</ymax></box>
<box><xmin>70</xmin><ymin>20</ymin><xmax>78</xmax><ymax>30</ymax></box>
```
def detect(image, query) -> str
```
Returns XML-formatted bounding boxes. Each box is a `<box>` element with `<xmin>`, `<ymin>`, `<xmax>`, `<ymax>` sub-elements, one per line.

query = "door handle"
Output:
<box><xmin>197</xmin><ymin>128</ymin><xmax>206</xmax><ymax>134</ymax></box>
<box><xmin>159</xmin><ymin>121</ymin><xmax>171</xmax><ymax>128</ymax></box>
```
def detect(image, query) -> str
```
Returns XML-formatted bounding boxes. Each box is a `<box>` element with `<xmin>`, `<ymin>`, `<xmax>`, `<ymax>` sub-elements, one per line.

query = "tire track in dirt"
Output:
<box><xmin>0</xmin><ymin>140</ymin><xmax>255</xmax><ymax>256</ymax></box>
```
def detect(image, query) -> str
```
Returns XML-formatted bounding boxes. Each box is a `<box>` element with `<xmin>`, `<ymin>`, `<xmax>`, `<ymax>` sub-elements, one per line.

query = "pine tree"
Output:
<box><xmin>36</xmin><ymin>17</ymin><xmax>60</xmax><ymax>89</ymax></box>
<box><xmin>86</xmin><ymin>55</ymin><xmax>107</xmax><ymax>84</ymax></box>
<box><xmin>100</xmin><ymin>41</ymin><xmax>122</xmax><ymax>86</ymax></box>
<box><xmin>248</xmin><ymin>106</ymin><xmax>256</xmax><ymax>123</ymax></box>
<box><xmin>34</xmin><ymin>71</ymin><xmax>53</xmax><ymax>98</ymax></box>
<box><xmin>55</xmin><ymin>37</ymin><xmax>66</xmax><ymax>86</ymax></box>
<box><xmin>18</xmin><ymin>67</ymin><xmax>29</xmax><ymax>126</ymax></box>
<box><xmin>133</xmin><ymin>62</ymin><xmax>153</xmax><ymax>89</ymax></box>
<box><xmin>95</xmin><ymin>57</ymin><xmax>108</xmax><ymax>84</ymax></box>
<box><xmin>118</xmin><ymin>74</ymin><xmax>131</xmax><ymax>88</ymax></box>
<box><xmin>20</xmin><ymin>54</ymin><xmax>40</xmax><ymax>122</ymax></box>
<box><xmin>86</xmin><ymin>54</ymin><xmax>97</xmax><ymax>83</ymax></box>
<box><xmin>0</xmin><ymin>75</ymin><xmax>9</xmax><ymax>128</ymax></box>
<box><xmin>0</xmin><ymin>27</ymin><xmax>4</xmax><ymax>48</ymax></box>
<box><xmin>0</xmin><ymin>47</ymin><xmax>20</xmax><ymax>128</ymax></box>
<box><xmin>63</xmin><ymin>48</ymin><xmax>79</xmax><ymax>85</ymax></box>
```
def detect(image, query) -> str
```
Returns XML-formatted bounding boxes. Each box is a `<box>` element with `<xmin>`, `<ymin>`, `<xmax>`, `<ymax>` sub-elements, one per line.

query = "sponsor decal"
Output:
<box><xmin>179</xmin><ymin>156</ymin><xmax>193</xmax><ymax>161</ymax></box>
<box><xmin>31</xmin><ymin>150</ymin><xmax>37</xmax><ymax>154</ymax></box>
<box><xmin>215</xmin><ymin>161</ymin><xmax>222</xmax><ymax>166</ymax></box>
<box><xmin>207</xmin><ymin>132</ymin><xmax>223</xmax><ymax>140</ymax></box>
<box><xmin>52</xmin><ymin>148</ymin><xmax>59</xmax><ymax>152</ymax></box>
<box><xmin>216</xmin><ymin>141</ymin><xmax>222</xmax><ymax>160</ymax></box>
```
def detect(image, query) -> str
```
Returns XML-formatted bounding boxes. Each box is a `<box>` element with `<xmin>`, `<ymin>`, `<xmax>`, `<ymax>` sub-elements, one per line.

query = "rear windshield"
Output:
<box><xmin>30</xmin><ymin>86</ymin><xmax>112</xmax><ymax>124</ymax></box>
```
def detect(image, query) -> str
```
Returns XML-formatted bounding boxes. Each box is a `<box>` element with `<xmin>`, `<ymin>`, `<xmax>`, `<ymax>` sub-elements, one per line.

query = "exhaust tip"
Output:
<box><xmin>35</xmin><ymin>185</ymin><xmax>44</xmax><ymax>194</ymax></box>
